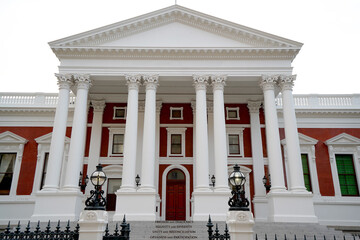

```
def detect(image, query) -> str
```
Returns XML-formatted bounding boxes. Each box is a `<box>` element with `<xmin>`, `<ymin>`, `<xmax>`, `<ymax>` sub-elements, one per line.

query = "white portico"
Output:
<box><xmin>30</xmin><ymin>5</ymin><xmax>317</xmax><ymax>223</ymax></box>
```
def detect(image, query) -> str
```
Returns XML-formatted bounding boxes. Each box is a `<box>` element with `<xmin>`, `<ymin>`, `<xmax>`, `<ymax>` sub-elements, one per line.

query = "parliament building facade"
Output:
<box><xmin>0</xmin><ymin>5</ymin><xmax>359</xmax><ymax>227</ymax></box>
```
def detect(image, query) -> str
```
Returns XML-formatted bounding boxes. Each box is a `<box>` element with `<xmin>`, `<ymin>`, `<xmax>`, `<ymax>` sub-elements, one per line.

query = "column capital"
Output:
<box><xmin>125</xmin><ymin>74</ymin><xmax>141</xmax><ymax>90</ymax></box>
<box><xmin>259</xmin><ymin>75</ymin><xmax>278</xmax><ymax>91</ymax></box>
<box><xmin>55</xmin><ymin>73</ymin><xmax>73</xmax><ymax>90</ymax></box>
<box><xmin>247</xmin><ymin>101</ymin><xmax>262</xmax><ymax>114</ymax></box>
<box><xmin>156</xmin><ymin>101</ymin><xmax>163</xmax><ymax>112</ymax></box>
<box><xmin>279</xmin><ymin>75</ymin><xmax>296</xmax><ymax>91</ymax></box>
<box><xmin>191</xmin><ymin>100</ymin><xmax>196</xmax><ymax>113</ymax></box>
<box><xmin>143</xmin><ymin>74</ymin><xmax>159</xmax><ymax>90</ymax></box>
<box><xmin>211</xmin><ymin>75</ymin><xmax>227</xmax><ymax>91</ymax></box>
<box><xmin>193</xmin><ymin>75</ymin><xmax>209</xmax><ymax>91</ymax></box>
<box><xmin>74</xmin><ymin>74</ymin><xmax>92</xmax><ymax>90</ymax></box>
<box><xmin>91</xmin><ymin>100</ymin><xmax>106</xmax><ymax>113</ymax></box>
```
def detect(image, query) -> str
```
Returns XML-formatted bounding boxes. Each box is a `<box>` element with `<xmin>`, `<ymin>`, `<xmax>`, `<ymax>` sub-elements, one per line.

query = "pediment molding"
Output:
<box><xmin>0</xmin><ymin>131</ymin><xmax>28</xmax><ymax>144</ymax></box>
<box><xmin>49</xmin><ymin>5</ymin><xmax>302</xmax><ymax>60</ymax></box>
<box><xmin>298</xmin><ymin>133</ymin><xmax>318</xmax><ymax>145</ymax></box>
<box><xmin>35</xmin><ymin>132</ymin><xmax>70</xmax><ymax>144</ymax></box>
<box><xmin>325</xmin><ymin>133</ymin><xmax>360</xmax><ymax>146</ymax></box>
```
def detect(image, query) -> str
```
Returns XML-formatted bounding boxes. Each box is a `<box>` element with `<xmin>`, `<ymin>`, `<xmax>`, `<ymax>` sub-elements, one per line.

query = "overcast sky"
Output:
<box><xmin>1</xmin><ymin>0</ymin><xmax>359</xmax><ymax>94</ymax></box>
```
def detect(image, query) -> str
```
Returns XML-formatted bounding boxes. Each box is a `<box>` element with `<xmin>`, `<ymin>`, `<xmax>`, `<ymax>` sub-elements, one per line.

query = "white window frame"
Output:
<box><xmin>0</xmin><ymin>131</ymin><xmax>28</xmax><ymax>197</ymax></box>
<box><xmin>226</xmin><ymin>128</ymin><xmax>244</xmax><ymax>157</ymax></box>
<box><xmin>32</xmin><ymin>132</ymin><xmax>70</xmax><ymax>194</ymax></box>
<box><xmin>170</xmin><ymin>107</ymin><xmax>183</xmax><ymax>120</ymax></box>
<box><xmin>325</xmin><ymin>133</ymin><xmax>360</xmax><ymax>198</ymax></box>
<box><xmin>281</xmin><ymin>133</ymin><xmax>321</xmax><ymax>197</ymax></box>
<box><xmin>113</xmin><ymin>107</ymin><xmax>127</xmax><ymax>120</ymax></box>
<box><xmin>166</xmin><ymin>128</ymin><xmax>187</xmax><ymax>157</ymax></box>
<box><xmin>226</xmin><ymin>107</ymin><xmax>240</xmax><ymax>120</ymax></box>
<box><xmin>108</xmin><ymin>128</ymin><xmax>125</xmax><ymax>157</ymax></box>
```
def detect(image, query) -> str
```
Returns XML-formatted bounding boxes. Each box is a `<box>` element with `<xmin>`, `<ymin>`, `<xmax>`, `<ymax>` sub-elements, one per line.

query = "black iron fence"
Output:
<box><xmin>0</xmin><ymin>221</ymin><xmax>79</xmax><ymax>240</ymax></box>
<box><xmin>206</xmin><ymin>216</ymin><xmax>230</xmax><ymax>240</ymax></box>
<box><xmin>255</xmin><ymin>234</ymin><xmax>359</xmax><ymax>240</ymax></box>
<box><xmin>103</xmin><ymin>217</ymin><xmax>130</xmax><ymax>240</ymax></box>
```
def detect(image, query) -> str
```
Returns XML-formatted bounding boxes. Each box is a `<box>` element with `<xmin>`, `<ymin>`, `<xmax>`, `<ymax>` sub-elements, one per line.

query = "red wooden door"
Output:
<box><xmin>166</xmin><ymin>169</ymin><xmax>186</xmax><ymax>221</ymax></box>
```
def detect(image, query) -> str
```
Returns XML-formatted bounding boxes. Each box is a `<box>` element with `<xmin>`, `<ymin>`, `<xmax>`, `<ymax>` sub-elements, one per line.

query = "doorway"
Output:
<box><xmin>166</xmin><ymin>169</ymin><xmax>186</xmax><ymax>220</ymax></box>
<box><xmin>106</xmin><ymin>178</ymin><xmax>122</xmax><ymax>211</ymax></box>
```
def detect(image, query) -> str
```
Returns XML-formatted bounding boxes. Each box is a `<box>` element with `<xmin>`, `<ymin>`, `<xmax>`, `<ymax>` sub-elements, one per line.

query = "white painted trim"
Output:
<box><xmin>107</xmin><ymin>128</ymin><xmax>125</xmax><ymax>157</ymax></box>
<box><xmin>226</xmin><ymin>128</ymin><xmax>244</xmax><ymax>157</ymax></box>
<box><xmin>170</xmin><ymin>107</ymin><xmax>183</xmax><ymax>120</ymax></box>
<box><xmin>161</xmin><ymin>165</ymin><xmax>191</xmax><ymax>221</ymax></box>
<box><xmin>226</xmin><ymin>107</ymin><xmax>240</xmax><ymax>120</ymax></box>
<box><xmin>0</xmin><ymin>131</ymin><xmax>28</xmax><ymax>197</ymax></box>
<box><xmin>166</xmin><ymin>128</ymin><xmax>187</xmax><ymax>157</ymax></box>
<box><xmin>325</xmin><ymin>133</ymin><xmax>360</xmax><ymax>197</ymax></box>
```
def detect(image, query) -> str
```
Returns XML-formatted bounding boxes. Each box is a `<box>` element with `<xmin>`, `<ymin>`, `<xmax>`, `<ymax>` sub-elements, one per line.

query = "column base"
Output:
<box><xmin>113</xmin><ymin>191</ymin><xmax>156</xmax><ymax>221</ymax></box>
<box><xmin>31</xmin><ymin>190</ymin><xmax>84</xmax><ymax>222</ymax></box>
<box><xmin>226</xmin><ymin>211</ymin><xmax>255</xmax><ymax>240</ymax></box>
<box><xmin>252</xmin><ymin>195</ymin><xmax>268</xmax><ymax>222</ymax></box>
<box><xmin>79</xmin><ymin>210</ymin><xmax>108</xmax><ymax>240</ymax></box>
<box><xmin>192</xmin><ymin>190</ymin><xmax>231</xmax><ymax>221</ymax></box>
<box><xmin>267</xmin><ymin>190</ymin><xmax>318</xmax><ymax>223</ymax></box>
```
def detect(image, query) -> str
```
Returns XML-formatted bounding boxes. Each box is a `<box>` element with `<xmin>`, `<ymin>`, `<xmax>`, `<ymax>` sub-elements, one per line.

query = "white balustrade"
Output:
<box><xmin>0</xmin><ymin>93</ymin><xmax>75</xmax><ymax>107</ymax></box>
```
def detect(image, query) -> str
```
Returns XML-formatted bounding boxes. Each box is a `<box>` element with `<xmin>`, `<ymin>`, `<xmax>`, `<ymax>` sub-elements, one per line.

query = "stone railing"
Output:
<box><xmin>0</xmin><ymin>93</ymin><xmax>76</xmax><ymax>108</ymax></box>
<box><xmin>276</xmin><ymin>94</ymin><xmax>360</xmax><ymax>109</ymax></box>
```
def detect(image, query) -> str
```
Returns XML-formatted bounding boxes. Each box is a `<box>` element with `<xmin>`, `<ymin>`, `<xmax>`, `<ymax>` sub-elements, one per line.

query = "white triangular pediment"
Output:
<box><xmin>35</xmin><ymin>132</ymin><xmax>70</xmax><ymax>144</ymax></box>
<box><xmin>0</xmin><ymin>131</ymin><xmax>28</xmax><ymax>144</ymax></box>
<box><xmin>298</xmin><ymin>133</ymin><xmax>318</xmax><ymax>145</ymax></box>
<box><xmin>50</xmin><ymin>5</ymin><xmax>302</xmax><ymax>50</ymax></box>
<box><xmin>99</xmin><ymin>22</ymin><xmax>252</xmax><ymax>48</ymax></box>
<box><xmin>325</xmin><ymin>133</ymin><xmax>360</xmax><ymax>145</ymax></box>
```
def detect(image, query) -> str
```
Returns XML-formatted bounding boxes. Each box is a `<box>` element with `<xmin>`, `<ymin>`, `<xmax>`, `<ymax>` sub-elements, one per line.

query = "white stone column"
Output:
<box><xmin>211</xmin><ymin>75</ymin><xmax>229</xmax><ymax>192</ymax></box>
<box><xmin>42</xmin><ymin>74</ymin><xmax>73</xmax><ymax>191</ymax></box>
<box><xmin>63</xmin><ymin>74</ymin><xmax>92</xmax><ymax>191</ymax></box>
<box><xmin>259</xmin><ymin>75</ymin><xmax>286</xmax><ymax>192</ymax></box>
<box><xmin>247</xmin><ymin>101</ymin><xmax>268</xmax><ymax>221</ymax></box>
<box><xmin>119</xmin><ymin>75</ymin><xmax>141</xmax><ymax>192</ymax></box>
<box><xmin>279</xmin><ymin>75</ymin><xmax>306</xmax><ymax>192</ymax></box>
<box><xmin>139</xmin><ymin>74</ymin><xmax>158</xmax><ymax>192</ymax></box>
<box><xmin>193</xmin><ymin>75</ymin><xmax>211</xmax><ymax>192</ymax></box>
<box><xmin>86</xmin><ymin>99</ymin><xmax>106</xmax><ymax>195</ymax></box>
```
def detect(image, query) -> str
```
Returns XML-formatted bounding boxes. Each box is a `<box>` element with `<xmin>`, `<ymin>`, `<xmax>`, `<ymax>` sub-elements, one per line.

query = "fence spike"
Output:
<box><xmin>75</xmin><ymin>223</ymin><xmax>80</xmax><ymax>233</ymax></box>
<box><xmin>46</xmin><ymin>220</ymin><xmax>51</xmax><ymax>233</ymax></box>
<box><xmin>104</xmin><ymin>223</ymin><xmax>109</xmax><ymax>236</ymax></box>
<box><xmin>294</xmin><ymin>234</ymin><xmax>297</xmax><ymax>240</ymax></box>
<box><xmin>15</xmin><ymin>221</ymin><xmax>21</xmax><ymax>234</ymax></box>
<box><xmin>256</xmin><ymin>234</ymin><xmax>258</xmax><ymax>240</ymax></box>
<box><xmin>114</xmin><ymin>223</ymin><xmax>119</xmax><ymax>236</ymax></box>
<box><xmin>334</xmin><ymin>236</ymin><xmax>336</xmax><ymax>240</ymax></box>
<box><xmin>35</xmin><ymin>221</ymin><xmax>41</xmax><ymax>233</ymax></box>
<box><xmin>324</xmin><ymin>235</ymin><xmax>326</xmax><ymax>240</ymax></box>
<box><xmin>305</xmin><ymin>235</ymin><xmax>307</xmax><ymax>240</ymax></box>
<box><xmin>343</xmin><ymin>236</ymin><xmax>345</xmax><ymax>240</ymax></box>
<box><xmin>224</xmin><ymin>224</ymin><xmax>229</xmax><ymax>239</ymax></box>
<box><xmin>275</xmin><ymin>234</ymin><xmax>277</xmax><ymax>240</ymax></box>
<box><xmin>25</xmin><ymin>221</ymin><xmax>31</xmax><ymax>234</ymax></box>
<box><xmin>314</xmin><ymin>235</ymin><xmax>317</xmax><ymax>240</ymax></box>
<box><xmin>65</xmin><ymin>220</ymin><xmax>70</xmax><ymax>233</ymax></box>
<box><xmin>265</xmin><ymin>233</ymin><xmax>268</xmax><ymax>240</ymax></box>
<box><xmin>56</xmin><ymin>220</ymin><xmax>61</xmax><ymax>232</ymax></box>
<box><xmin>285</xmin><ymin>234</ymin><xmax>287</xmax><ymax>240</ymax></box>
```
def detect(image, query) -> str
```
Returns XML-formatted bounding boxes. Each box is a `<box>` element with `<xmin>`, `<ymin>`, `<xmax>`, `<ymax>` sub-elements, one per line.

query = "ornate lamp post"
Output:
<box><xmin>85</xmin><ymin>164</ymin><xmax>107</xmax><ymax>210</ymax></box>
<box><xmin>262</xmin><ymin>174</ymin><xmax>271</xmax><ymax>191</ymax></box>
<box><xmin>79</xmin><ymin>172</ymin><xmax>89</xmax><ymax>191</ymax></box>
<box><xmin>228</xmin><ymin>164</ymin><xmax>249</xmax><ymax>211</ymax></box>
<box><xmin>135</xmin><ymin>174</ymin><xmax>141</xmax><ymax>187</ymax></box>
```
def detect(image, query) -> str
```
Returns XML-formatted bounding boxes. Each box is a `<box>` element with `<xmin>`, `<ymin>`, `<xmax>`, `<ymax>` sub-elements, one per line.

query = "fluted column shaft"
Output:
<box><xmin>279</xmin><ymin>75</ymin><xmax>306</xmax><ymax>192</ymax></box>
<box><xmin>43</xmin><ymin>74</ymin><xmax>73</xmax><ymax>191</ymax></box>
<box><xmin>121</xmin><ymin>75</ymin><xmax>141</xmax><ymax>191</ymax></box>
<box><xmin>63</xmin><ymin>75</ymin><xmax>92</xmax><ymax>191</ymax></box>
<box><xmin>260</xmin><ymin>76</ymin><xmax>286</xmax><ymax>192</ymax></box>
<box><xmin>139</xmin><ymin>75</ymin><xmax>158</xmax><ymax>192</ymax></box>
<box><xmin>247</xmin><ymin>101</ymin><xmax>266</xmax><ymax>196</ymax></box>
<box><xmin>86</xmin><ymin>99</ymin><xmax>105</xmax><ymax>195</ymax></box>
<box><xmin>193</xmin><ymin>75</ymin><xmax>211</xmax><ymax>191</ymax></box>
<box><xmin>211</xmin><ymin>75</ymin><xmax>229</xmax><ymax>191</ymax></box>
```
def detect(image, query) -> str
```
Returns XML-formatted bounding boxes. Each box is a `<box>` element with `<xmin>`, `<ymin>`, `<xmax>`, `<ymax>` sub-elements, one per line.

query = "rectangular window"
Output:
<box><xmin>171</xmin><ymin>134</ymin><xmax>182</xmax><ymax>154</ymax></box>
<box><xmin>40</xmin><ymin>152</ymin><xmax>49</xmax><ymax>190</ymax></box>
<box><xmin>336</xmin><ymin>154</ymin><xmax>359</xmax><ymax>196</ymax></box>
<box><xmin>112</xmin><ymin>134</ymin><xmax>124</xmax><ymax>154</ymax></box>
<box><xmin>113</xmin><ymin>107</ymin><xmax>126</xmax><ymax>119</ymax></box>
<box><xmin>301</xmin><ymin>154</ymin><xmax>312</xmax><ymax>192</ymax></box>
<box><xmin>228</xmin><ymin>134</ymin><xmax>240</xmax><ymax>155</ymax></box>
<box><xmin>170</xmin><ymin>107</ymin><xmax>183</xmax><ymax>120</ymax></box>
<box><xmin>226</xmin><ymin>107</ymin><xmax>240</xmax><ymax>120</ymax></box>
<box><xmin>0</xmin><ymin>153</ymin><xmax>16</xmax><ymax>195</ymax></box>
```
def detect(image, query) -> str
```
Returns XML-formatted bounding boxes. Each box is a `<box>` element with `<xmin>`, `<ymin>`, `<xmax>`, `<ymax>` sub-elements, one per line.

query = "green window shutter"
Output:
<box><xmin>301</xmin><ymin>154</ymin><xmax>312</xmax><ymax>192</ymax></box>
<box><xmin>335</xmin><ymin>154</ymin><xmax>359</xmax><ymax>196</ymax></box>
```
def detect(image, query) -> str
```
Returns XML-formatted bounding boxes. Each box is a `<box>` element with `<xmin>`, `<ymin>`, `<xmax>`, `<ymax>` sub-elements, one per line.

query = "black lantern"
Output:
<box><xmin>228</xmin><ymin>164</ymin><xmax>249</xmax><ymax>211</ymax></box>
<box><xmin>85</xmin><ymin>164</ymin><xmax>107</xmax><ymax>210</ymax></box>
<box><xmin>262</xmin><ymin>174</ymin><xmax>271</xmax><ymax>192</ymax></box>
<box><xmin>78</xmin><ymin>172</ymin><xmax>89</xmax><ymax>191</ymax></box>
<box><xmin>211</xmin><ymin>175</ymin><xmax>215</xmax><ymax>187</ymax></box>
<box><xmin>135</xmin><ymin>174</ymin><xmax>141</xmax><ymax>187</ymax></box>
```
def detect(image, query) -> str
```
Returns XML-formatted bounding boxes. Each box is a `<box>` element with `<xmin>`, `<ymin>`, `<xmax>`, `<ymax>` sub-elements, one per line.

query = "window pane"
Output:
<box><xmin>171</xmin><ymin>134</ymin><xmax>181</xmax><ymax>144</ymax></box>
<box><xmin>171</xmin><ymin>144</ymin><xmax>182</xmax><ymax>154</ymax></box>
<box><xmin>112</xmin><ymin>134</ymin><xmax>124</xmax><ymax>154</ymax></box>
<box><xmin>229</xmin><ymin>135</ymin><xmax>239</xmax><ymax>144</ymax></box>
<box><xmin>301</xmin><ymin>154</ymin><xmax>312</xmax><ymax>191</ymax></box>
<box><xmin>229</xmin><ymin>145</ymin><xmax>240</xmax><ymax>154</ymax></box>
<box><xmin>113</xmin><ymin>134</ymin><xmax>124</xmax><ymax>144</ymax></box>
<box><xmin>228</xmin><ymin>110</ymin><xmax>238</xmax><ymax>119</ymax></box>
<box><xmin>171</xmin><ymin>109</ymin><xmax>182</xmax><ymax>119</ymax></box>
<box><xmin>336</xmin><ymin>154</ymin><xmax>359</xmax><ymax>196</ymax></box>
<box><xmin>40</xmin><ymin>152</ymin><xmax>49</xmax><ymax>190</ymax></box>
<box><xmin>0</xmin><ymin>153</ymin><xmax>16</xmax><ymax>195</ymax></box>
<box><xmin>115</xmin><ymin>108</ymin><xmax>125</xmax><ymax>118</ymax></box>
<box><xmin>167</xmin><ymin>170</ymin><xmax>185</xmax><ymax>180</ymax></box>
